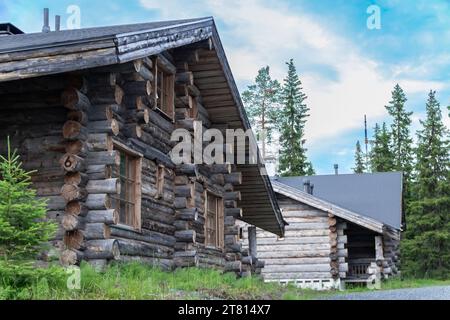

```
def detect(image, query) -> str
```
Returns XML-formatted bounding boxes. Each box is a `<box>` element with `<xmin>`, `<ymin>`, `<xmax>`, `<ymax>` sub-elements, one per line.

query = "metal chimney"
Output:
<box><xmin>55</xmin><ymin>15</ymin><xmax>61</xmax><ymax>31</ymax></box>
<box><xmin>303</xmin><ymin>179</ymin><xmax>311</xmax><ymax>194</ymax></box>
<box><xmin>42</xmin><ymin>8</ymin><xmax>50</xmax><ymax>33</ymax></box>
<box><xmin>334</xmin><ymin>164</ymin><xmax>339</xmax><ymax>175</ymax></box>
<box><xmin>310</xmin><ymin>184</ymin><xmax>314</xmax><ymax>195</ymax></box>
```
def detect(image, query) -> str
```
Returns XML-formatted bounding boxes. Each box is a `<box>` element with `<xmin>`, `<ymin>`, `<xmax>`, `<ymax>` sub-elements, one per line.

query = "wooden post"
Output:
<box><xmin>248</xmin><ymin>226</ymin><xmax>257</xmax><ymax>259</ymax></box>
<box><xmin>375</xmin><ymin>235</ymin><xmax>384</xmax><ymax>261</ymax></box>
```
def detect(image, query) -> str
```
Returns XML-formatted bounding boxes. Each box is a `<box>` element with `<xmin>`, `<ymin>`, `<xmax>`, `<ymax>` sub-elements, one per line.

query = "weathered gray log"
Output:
<box><xmin>226</xmin><ymin>242</ymin><xmax>242</xmax><ymax>253</ymax></box>
<box><xmin>84</xmin><ymin>223</ymin><xmax>111</xmax><ymax>240</ymax></box>
<box><xmin>128</xmin><ymin>138</ymin><xmax>174</xmax><ymax>168</ymax></box>
<box><xmin>86</xmin><ymin>209</ymin><xmax>118</xmax><ymax>225</ymax></box>
<box><xmin>128</xmin><ymin>108</ymin><xmax>149</xmax><ymax>124</ymax></box>
<box><xmin>175</xmin><ymin>230</ymin><xmax>196</xmax><ymax>243</ymax></box>
<box><xmin>89</xmin><ymin>85</ymin><xmax>124</xmax><ymax>105</ymax></box>
<box><xmin>86</xmin><ymin>164</ymin><xmax>112</xmax><ymax>180</ymax></box>
<box><xmin>148</xmin><ymin>109</ymin><xmax>174</xmax><ymax>133</ymax></box>
<box><xmin>224</xmin><ymin>172</ymin><xmax>242</xmax><ymax>184</ymax></box>
<box><xmin>174</xmin><ymin>220</ymin><xmax>189</xmax><ymax>231</ymax></box>
<box><xmin>86</xmin><ymin>151</ymin><xmax>120</xmax><ymax>166</ymax></box>
<box><xmin>61</xmin><ymin>87</ymin><xmax>90</xmax><ymax>111</ymax></box>
<box><xmin>174</xmin><ymin>184</ymin><xmax>194</xmax><ymax>197</ymax></box>
<box><xmin>224</xmin><ymin>261</ymin><xmax>242</xmax><ymax>273</ymax></box>
<box><xmin>175</xmin><ymin>71</ymin><xmax>194</xmax><ymax>85</ymax></box>
<box><xmin>86</xmin><ymin>178</ymin><xmax>120</xmax><ymax>194</ymax></box>
<box><xmin>224</xmin><ymin>191</ymin><xmax>241</xmax><ymax>201</ymax></box>
<box><xmin>88</xmin><ymin>119</ymin><xmax>120</xmax><ymax>136</ymax></box>
<box><xmin>86</xmin><ymin>193</ymin><xmax>111</xmax><ymax>210</ymax></box>
<box><xmin>88</xmin><ymin>133</ymin><xmax>113</xmax><ymax>151</ymax></box>
<box><xmin>89</xmin><ymin>73</ymin><xmax>117</xmax><ymax>87</ymax></box>
<box><xmin>111</xmin><ymin>226</ymin><xmax>176</xmax><ymax>248</ymax></box>
<box><xmin>225</xmin><ymin>208</ymin><xmax>242</xmax><ymax>218</ymax></box>
<box><xmin>122</xmin><ymin>80</ymin><xmax>152</xmax><ymax>96</ymax></box>
<box><xmin>175</xmin><ymin>208</ymin><xmax>198</xmax><ymax>221</ymax></box>
<box><xmin>116</xmin><ymin>238</ymin><xmax>173</xmax><ymax>258</ymax></box>
<box><xmin>89</xmin><ymin>104</ymin><xmax>115</xmax><ymax>121</ymax></box>
<box><xmin>173</xmin><ymin>255</ymin><xmax>198</xmax><ymax>268</ymax></box>
<box><xmin>174</xmin><ymin>197</ymin><xmax>188</xmax><ymax>209</ymax></box>
<box><xmin>84</xmin><ymin>239</ymin><xmax>120</xmax><ymax>260</ymax></box>
<box><xmin>156</xmin><ymin>54</ymin><xmax>177</xmax><ymax>74</ymax></box>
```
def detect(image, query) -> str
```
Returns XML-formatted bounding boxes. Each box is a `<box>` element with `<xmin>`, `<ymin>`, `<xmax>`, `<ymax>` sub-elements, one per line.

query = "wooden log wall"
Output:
<box><xmin>90</xmin><ymin>58</ymin><xmax>176</xmax><ymax>271</ymax></box>
<box><xmin>382</xmin><ymin>233</ymin><xmax>400</xmax><ymax>278</ymax></box>
<box><xmin>0</xmin><ymin>47</ymin><xmax>255</xmax><ymax>274</ymax></box>
<box><xmin>59</xmin><ymin>75</ymin><xmax>122</xmax><ymax>268</ymax></box>
<box><xmin>242</xmin><ymin>195</ymin><xmax>348</xmax><ymax>281</ymax></box>
<box><xmin>171</xmin><ymin>49</ymin><xmax>248</xmax><ymax>274</ymax></box>
<box><xmin>0</xmin><ymin>77</ymin><xmax>71</xmax><ymax>261</ymax></box>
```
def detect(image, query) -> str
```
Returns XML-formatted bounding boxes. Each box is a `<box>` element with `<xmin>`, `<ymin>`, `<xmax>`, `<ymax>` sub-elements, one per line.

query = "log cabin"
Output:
<box><xmin>0</xmin><ymin>17</ymin><xmax>286</xmax><ymax>275</ymax></box>
<box><xmin>240</xmin><ymin>172</ymin><xmax>402</xmax><ymax>289</ymax></box>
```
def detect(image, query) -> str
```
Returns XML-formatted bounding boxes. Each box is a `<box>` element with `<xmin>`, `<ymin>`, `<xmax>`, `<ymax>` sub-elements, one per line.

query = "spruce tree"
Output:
<box><xmin>369</xmin><ymin>122</ymin><xmax>394</xmax><ymax>172</ymax></box>
<box><xmin>385</xmin><ymin>84</ymin><xmax>414</xmax><ymax>187</ymax></box>
<box><xmin>278</xmin><ymin>59</ymin><xmax>314</xmax><ymax>176</ymax></box>
<box><xmin>402</xmin><ymin>91</ymin><xmax>450</xmax><ymax>278</ymax></box>
<box><xmin>242</xmin><ymin>66</ymin><xmax>281</xmax><ymax>160</ymax></box>
<box><xmin>0</xmin><ymin>138</ymin><xmax>56</xmax><ymax>261</ymax></box>
<box><xmin>353</xmin><ymin>140</ymin><xmax>366</xmax><ymax>173</ymax></box>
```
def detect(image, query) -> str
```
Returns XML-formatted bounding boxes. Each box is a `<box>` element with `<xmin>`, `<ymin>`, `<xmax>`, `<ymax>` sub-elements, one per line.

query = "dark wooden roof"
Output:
<box><xmin>0</xmin><ymin>17</ymin><xmax>286</xmax><ymax>236</ymax></box>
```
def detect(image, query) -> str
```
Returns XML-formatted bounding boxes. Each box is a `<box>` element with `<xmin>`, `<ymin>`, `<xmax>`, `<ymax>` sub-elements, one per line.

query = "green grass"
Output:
<box><xmin>0</xmin><ymin>262</ymin><xmax>326</xmax><ymax>300</ymax></box>
<box><xmin>2</xmin><ymin>261</ymin><xmax>449</xmax><ymax>300</ymax></box>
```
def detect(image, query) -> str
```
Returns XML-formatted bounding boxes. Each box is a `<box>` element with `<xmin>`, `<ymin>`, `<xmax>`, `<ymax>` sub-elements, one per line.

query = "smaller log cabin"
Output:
<box><xmin>0</xmin><ymin>18</ymin><xmax>286</xmax><ymax>275</ymax></box>
<box><xmin>240</xmin><ymin>173</ymin><xmax>402</xmax><ymax>289</ymax></box>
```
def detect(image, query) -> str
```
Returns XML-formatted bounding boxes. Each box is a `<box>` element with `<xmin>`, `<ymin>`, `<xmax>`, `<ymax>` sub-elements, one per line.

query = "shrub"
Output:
<box><xmin>0</xmin><ymin>137</ymin><xmax>62</xmax><ymax>299</ymax></box>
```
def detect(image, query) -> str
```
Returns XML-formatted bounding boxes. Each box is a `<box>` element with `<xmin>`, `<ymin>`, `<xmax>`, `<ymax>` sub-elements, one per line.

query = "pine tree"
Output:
<box><xmin>278</xmin><ymin>59</ymin><xmax>314</xmax><ymax>176</ymax></box>
<box><xmin>353</xmin><ymin>140</ymin><xmax>366</xmax><ymax>173</ymax></box>
<box><xmin>242</xmin><ymin>66</ymin><xmax>281</xmax><ymax>160</ymax></box>
<box><xmin>369</xmin><ymin>122</ymin><xmax>394</xmax><ymax>172</ymax></box>
<box><xmin>385</xmin><ymin>84</ymin><xmax>414</xmax><ymax>184</ymax></box>
<box><xmin>0</xmin><ymin>137</ymin><xmax>56</xmax><ymax>261</ymax></box>
<box><xmin>402</xmin><ymin>91</ymin><xmax>450</xmax><ymax>278</ymax></box>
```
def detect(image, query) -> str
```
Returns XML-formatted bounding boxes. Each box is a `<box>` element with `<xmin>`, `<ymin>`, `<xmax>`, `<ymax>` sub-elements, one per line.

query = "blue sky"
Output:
<box><xmin>1</xmin><ymin>0</ymin><xmax>449</xmax><ymax>174</ymax></box>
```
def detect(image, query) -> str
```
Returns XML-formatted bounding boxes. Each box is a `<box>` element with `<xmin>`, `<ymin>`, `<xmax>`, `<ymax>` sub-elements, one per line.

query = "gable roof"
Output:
<box><xmin>271</xmin><ymin>180</ymin><xmax>401</xmax><ymax>240</ymax></box>
<box><xmin>0</xmin><ymin>17</ymin><xmax>285</xmax><ymax>236</ymax></box>
<box><xmin>272</xmin><ymin>172</ymin><xmax>403</xmax><ymax>230</ymax></box>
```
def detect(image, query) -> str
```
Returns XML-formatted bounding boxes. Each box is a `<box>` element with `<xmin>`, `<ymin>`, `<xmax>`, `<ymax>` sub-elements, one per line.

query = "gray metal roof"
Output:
<box><xmin>0</xmin><ymin>18</ymin><xmax>211</xmax><ymax>53</ymax></box>
<box><xmin>272</xmin><ymin>172</ymin><xmax>403</xmax><ymax>229</ymax></box>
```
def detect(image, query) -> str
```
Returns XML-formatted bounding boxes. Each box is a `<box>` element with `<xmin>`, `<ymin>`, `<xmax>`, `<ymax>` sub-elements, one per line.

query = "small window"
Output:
<box><xmin>156</xmin><ymin>164</ymin><xmax>165</xmax><ymax>199</ymax></box>
<box><xmin>154</xmin><ymin>58</ymin><xmax>175</xmax><ymax>119</ymax></box>
<box><xmin>111</xmin><ymin>143</ymin><xmax>142</xmax><ymax>230</ymax></box>
<box><xmin>205</xmin><ymin>192</ymin><xmax>224</xmax><ymax>248</ymax></box>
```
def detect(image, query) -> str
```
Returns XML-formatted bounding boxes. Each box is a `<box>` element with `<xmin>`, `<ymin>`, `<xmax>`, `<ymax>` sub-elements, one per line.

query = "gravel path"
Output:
<box><xmin>325</xmin><ymin>286</ymin><xmax>450</xmax><ymax>300</ymax></box>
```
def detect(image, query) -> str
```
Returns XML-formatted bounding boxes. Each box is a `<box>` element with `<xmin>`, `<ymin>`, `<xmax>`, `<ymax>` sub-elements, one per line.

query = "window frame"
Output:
<box><xmin>204</xmin><ymin>190</ymin><xmax>224</xmax><ymax>249</ymax></box>
<box><xmin>156</xmin><ymin>164</ymin><xmax>165</xmax><ymax>199</ymax></box>
<box><xmin>153</xmin><ymin>57</ymin><xmax>175</xmax><ymax>121</ymax></box>
<box><xmin>111</xmin><ymin>141</ymin><xmax>143</xmax><ymax>231</ymax></box>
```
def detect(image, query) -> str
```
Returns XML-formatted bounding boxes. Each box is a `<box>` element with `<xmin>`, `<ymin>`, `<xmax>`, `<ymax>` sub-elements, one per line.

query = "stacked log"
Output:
<box><xmin>59</xmin><ymin>87</ymin><xmax>92</xmax><ymax>266</ymax></box>
<box><xmin>328</xmin><ymin>214</ymin><xmax>340</xmax><ymax>279</ymax></box>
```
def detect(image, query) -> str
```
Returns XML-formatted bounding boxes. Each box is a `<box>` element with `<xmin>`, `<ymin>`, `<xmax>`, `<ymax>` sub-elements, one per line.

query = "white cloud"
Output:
<box><xmin>139</xmin><ymin>0</ymin><xmax>448</xmax><ymax>146</ymax></box>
